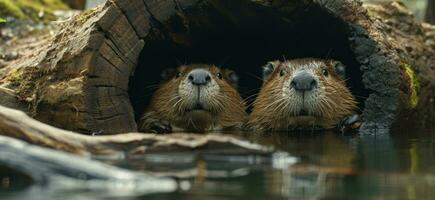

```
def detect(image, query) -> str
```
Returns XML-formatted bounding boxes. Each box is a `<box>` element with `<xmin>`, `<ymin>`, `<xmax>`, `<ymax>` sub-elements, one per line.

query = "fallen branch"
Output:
<box><xmin>0</xmin><ymin>135</ymin><xmax>178</xmax><ymax>197</ymax></box>
<box><xmin>0</xmin><ymin>105</ymin><xmax>270</xmax><ymax>156</ymax></box>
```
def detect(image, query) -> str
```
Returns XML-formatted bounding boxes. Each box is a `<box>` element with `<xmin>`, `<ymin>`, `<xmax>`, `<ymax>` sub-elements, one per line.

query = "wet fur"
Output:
<box><xmin>139</xmin><ymin>64</ymin><xmax>246</xmax><ymax>133</ymax></box>
<box><xmin>247</xmin><ymin>58</ymin><xmax>357</xmax><ymax>131</ymax></box>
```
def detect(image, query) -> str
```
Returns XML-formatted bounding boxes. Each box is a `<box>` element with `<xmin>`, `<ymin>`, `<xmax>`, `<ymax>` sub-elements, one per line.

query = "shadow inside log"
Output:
<box><xmin>128</xmin><ymin>2</ymin><xmax>370</xmax><ymax>119</ymax></box>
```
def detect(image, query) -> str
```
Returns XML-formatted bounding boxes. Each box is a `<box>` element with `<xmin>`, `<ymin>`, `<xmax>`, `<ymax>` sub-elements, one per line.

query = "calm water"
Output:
<box><xmin>1</xmin><ymin>127</ymin><xmax>434</xmax><ymax>200</ymax></box>
<box><xmin>141</xmin><ymin>130</ymin><xmax>435</xmax><ymax>200</ymax></box>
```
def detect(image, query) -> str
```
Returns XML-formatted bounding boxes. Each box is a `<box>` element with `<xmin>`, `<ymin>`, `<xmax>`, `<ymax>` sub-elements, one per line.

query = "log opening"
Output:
<box><xmin>129</xmin><ymin>1</ymin><xmax>370</xmax><ymax>119</ymax></box>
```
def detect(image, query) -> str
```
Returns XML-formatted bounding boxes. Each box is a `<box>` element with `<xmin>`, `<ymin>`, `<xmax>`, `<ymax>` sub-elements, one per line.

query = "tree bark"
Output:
<box><xmin>0</xmin><ymin>0</ymin><xmax>433</xmax><ymax>134</ymax></box>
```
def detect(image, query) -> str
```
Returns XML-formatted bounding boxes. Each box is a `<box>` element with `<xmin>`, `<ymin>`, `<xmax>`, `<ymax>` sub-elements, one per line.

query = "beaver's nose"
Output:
<box><xmin>290</xmin><ymin>72</ymin><xmax>317</xmax><ymax>91</ymax></box>
<box><xmin>188</xmin><ymin>69</ymin><xmax>212</xmax><ymax>86</ymax></box>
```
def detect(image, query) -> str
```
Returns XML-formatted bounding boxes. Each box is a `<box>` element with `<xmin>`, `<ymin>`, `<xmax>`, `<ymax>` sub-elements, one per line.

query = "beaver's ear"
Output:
<box><xmin>262</xmin><ymin>62</ymin><xmax>275</xmax><ymax>80</ymax></box>
<box><xmin>161</xmin><ymin>68</ymin><xmax>178</xmax><ymax>81</ymax></box>
<box><xmin>334</xmin><ymin>62</ymin><xmax>347</xmax><ymax>79</ymax></box>
<box><xmin>223</xmin><ymin>69</ymin><xmax>239</xmax><ymax>88</ymax></box>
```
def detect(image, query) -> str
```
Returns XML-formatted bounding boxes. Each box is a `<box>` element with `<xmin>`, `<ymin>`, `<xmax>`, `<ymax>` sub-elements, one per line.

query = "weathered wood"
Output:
<box><xmin>115</xmin><ymin>0</ymin><xmax>151</xmax><ymax>38</ymax></box>
<box><xmin>0</xmin><ymin>0</ymin><xmax>433</xmax><ymax>134</ymax></box>
<box><xmin>0</xmin><ymin>134</ymin><xmax>177</xmax><ymax>195</ymax></box>
<box><xmin>0</xmin><ymin>105</ymin><xmax>269</xmax><ymax>155</ymax></box>
<box><xmin>363</xmin><ymin>2</ymin><xmax>435</xmax><ymax>129</ymax></box>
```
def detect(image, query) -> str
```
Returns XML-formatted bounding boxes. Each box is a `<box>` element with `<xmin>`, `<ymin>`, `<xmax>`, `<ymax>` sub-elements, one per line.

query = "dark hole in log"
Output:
<box><xmin>129</xmin><ymin>3</ymin><xmax>370</xmax><ymax>120</ymax></box>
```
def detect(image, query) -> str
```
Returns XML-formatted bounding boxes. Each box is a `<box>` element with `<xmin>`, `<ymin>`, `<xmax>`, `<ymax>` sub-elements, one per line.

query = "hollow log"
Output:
<box><xmin>0</xmin><ymin>0</ymin><xmax>434</xmax><ymax>134</ymax></box>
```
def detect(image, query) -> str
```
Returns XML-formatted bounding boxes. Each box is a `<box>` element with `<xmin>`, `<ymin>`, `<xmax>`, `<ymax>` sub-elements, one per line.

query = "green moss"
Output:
<box><xmin>0</xmin><ymin>17</ymin><xmax>5</xmax><ymax>23</ymax></box>
<box><xmin>6</xmin><ymin>68</ymin><xmax>36</xmax><ymax>98</ymax></box>
<box><xmin>0</xmin><ymin>1</ymin><xmax>25</xmax><ymax>19</ymax></box>
<box><xmin>0</xmin><ymin>0</ymin><xmax>69</xmax><ymax>21</ymax></box>
<box><xmin>403</xmin><ymin>63</ymin><xmax>421</xmax><ymax>108</ymax></box>
<box><xmin>7</xmin><ymin>69</ymin><xmax>26</xmax><ymax>87</ymax></box>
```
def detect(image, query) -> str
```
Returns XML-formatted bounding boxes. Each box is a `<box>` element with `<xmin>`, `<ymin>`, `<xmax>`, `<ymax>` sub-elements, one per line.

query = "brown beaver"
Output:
<box><xmin>247</xmin><ymin>58</ymin><xmax>359</xmax><ymax>131</ymax></box>
<box><xmin>139</xmin><ymin>64</ymin><xmax>246</xmax><ymax>133</ymax></box>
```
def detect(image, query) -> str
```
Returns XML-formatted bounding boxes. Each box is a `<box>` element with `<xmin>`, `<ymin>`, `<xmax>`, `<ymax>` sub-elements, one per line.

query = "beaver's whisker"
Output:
<box><xmin>215</xmin><ymin>95</ymin><xmax>236</xmax><ymax>106</ymax></box>
<box><xmin>173</xmin><ymin>98</ymin><xmax>183</xmax><ymax>109</ymax></box>
<box><xmin>212</xmin><ymin>100</ymin><xmax>225</xmax><ymax>113</ymax></box>
<box><xmin>243</xmin><ymin>93</ymin><xmax>259</xmax><ymax>102</ymax></box>
<box><xmin>168</xmin><ymin>95</ymin><xmax>180</xmax><ymax>102</ymax></box>
<box><xmin>262</xmin><ymin>99</ymin><xmax>284</xmax><ymax>112</ymax></box>
<box><xmin>271</xmin><ymin>99</ymin><xmax>284</xmax><ymax>113</ymax></box>
<box><xmin>316</xmin><ymin>96</ymin><xmax>330</xmax><ymax>117</ymax></box>
<box><xmin>239</xmin><ymin>87</ymin><xmax>261</xmax><ymax>94</ymax></box>
<box><xmin>271</xmin><ymin>97</ymin><xmax>289</xmax><ymax>116</ymax></box>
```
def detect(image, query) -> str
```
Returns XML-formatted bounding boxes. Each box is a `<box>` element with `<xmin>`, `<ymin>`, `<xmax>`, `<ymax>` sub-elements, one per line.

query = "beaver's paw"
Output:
<box><xmin>139</xmin><ymin>114</ymin><xmax>173</xmax><ymax>133</ymax></box>
<box><xmin>148</xmin><ymin>120</ymin><xmax>173</xmax><ymax>134</ymax></box>
<box><xmin>339</xmin><ymin>114</ymin><xmax>361</xmax><ymax>133</ymax></box>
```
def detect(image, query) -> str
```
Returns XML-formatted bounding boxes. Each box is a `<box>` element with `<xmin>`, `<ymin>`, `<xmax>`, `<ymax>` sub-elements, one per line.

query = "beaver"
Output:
<box><xmin>247</xmin><ymin>58</ymin><xmax>359</xmax><ymax>132</ymax></box>
<box><xmin>139</xmin><ymin>64</ymin><xmax>246</xmax><ymax>133</ymax></box>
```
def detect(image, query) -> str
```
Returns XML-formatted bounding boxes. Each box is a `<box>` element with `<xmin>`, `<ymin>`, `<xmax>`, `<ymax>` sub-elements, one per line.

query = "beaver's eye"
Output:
<box><xmin>176</xmin><ymin>72</ymin><xmax>182</xmax><ymax>78</ymax></box>
<box><xmin>322</xmin><ymin>68</ymin><xmax>329</xmax><ymax>76</ymax></box>
<box><xmin>280</xmin><ymin>69</ymin><xmax>286</xmax><ymax>77</ymax></box>
<box><xmin>217</xmin><ymin>72</ymin><xmax>223</xmax><ymax>79</ymax></box>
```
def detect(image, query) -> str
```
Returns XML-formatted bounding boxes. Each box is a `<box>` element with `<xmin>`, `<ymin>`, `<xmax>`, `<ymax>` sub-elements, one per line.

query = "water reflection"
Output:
<box><xmin>0</xmin><ymin>166</ymin><xmax>33</xmax><ymax>194</ymax></box>
<box><xmin>0</xmin><ymin>136</ymin><xmax>177</xmax><ymax>199</ymax></box>
<box><xmin>261</xmin><ymin>130</ymin><xmax>434</xmax><ymax>198</ymax></box>
<box><xmin>141</xmin><ymin>130</ymin><xmax>435</xmax><ymax>199</ymax></box>
<box><xmin>1</xmin><ymin>128</ymin><xmax>435</xmax><ymax>199</ymax></box>
<box><xmin>244</xmin><ymin>132</ymin><xmax>357</xmax><ymax>199</ymax></box>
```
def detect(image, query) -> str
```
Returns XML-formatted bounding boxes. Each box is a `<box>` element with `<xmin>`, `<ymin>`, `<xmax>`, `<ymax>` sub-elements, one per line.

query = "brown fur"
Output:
<box><xmin>247</xmin><ymin>58</ymin><xmax>358</xmax><ymax>131</ymax></box>
<box><xmin>139</xmin><ymin>64</ymin><xmax>246</xmax><ymax>133</ymax></box>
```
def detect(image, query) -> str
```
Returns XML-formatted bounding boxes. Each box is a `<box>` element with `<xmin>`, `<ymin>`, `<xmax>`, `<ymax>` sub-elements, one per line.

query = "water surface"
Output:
<box><xmin>1</xmin><ymin>127</ymin><xmax>435</xmax><ymax>199</ymax></box>
<box><xmin>141</xmin><ymin>129</ymin><xmax>435</xmax><ymax>199</ymax></box>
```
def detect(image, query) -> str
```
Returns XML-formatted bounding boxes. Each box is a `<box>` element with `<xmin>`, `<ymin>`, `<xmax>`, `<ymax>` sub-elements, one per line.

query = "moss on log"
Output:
<box><xmin>0</xmin><ymin>0</ymin><xmax>69</xmax><ymax>21</ymax></box>
<box><xmin>0</xmin><ymin>0</ymin><xmax>434</xmax><ymax>134</ymax></box>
